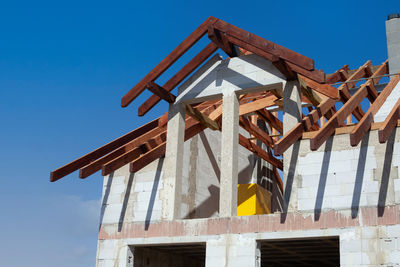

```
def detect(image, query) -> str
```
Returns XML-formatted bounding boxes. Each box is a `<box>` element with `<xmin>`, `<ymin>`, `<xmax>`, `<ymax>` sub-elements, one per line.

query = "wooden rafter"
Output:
<box><xmin>138</xmin><ymin>42</ymin><xmax>219</xmax><ymax>116</ymax></box>
<box><xmin>146</xmin><ymin>82</ymin><xmax>176</xmax><ymax>103</ymax></box>
<box><xmin>378</xmin><ymin>96</ymin><xmax>400</xmax><ymax>143</ymax></box>
<box><xmin>239</xmin><ymin>116</ymin><xmax>274</xmax><ymax>148</ymax></box>
<box><xmin>337</xmin><ymin>60</ymin><xmax>372</xmax><ymax>121</ymax></box>
<box><xmin>50</xmin><ymin>117</ymin><xmax>162</xmax><ymax>182</ymax></box>
<box><xmin>274</xmin><ymin>98</ymin><xmax>336</xmax><ymax>155</ymax></box>
<box><xmin>212</xmin><ymin>19</ymin><xmax>315</xmax><ymax>71</ymax></box>
<box><xmin>122</xmin><ymin>16</ymin><xmax>218</xmax><ymax>107</ymax></box>
<box><xmin>298</xmin><ymin>74</ymin><xmax>339</xmax><ymax>99</ymax></box>
<box><xmin>310</xmin><ymin>82</ymin><xmax>369</xmax><ymax>150</ymax></box>
<box><xmin>79</xmin><ymin>125</ymin><xmax>167</xmax><ymax>178</ymax></box>
<box><xmin>349</xmin><ymin>62</ymin><xmax>394</xmax><ymax>146</ymax></box>
<box><xmin>256</xmin><ymin>109</ymin><xmax>283</xmax><ymax>133</ymax></box>
<box><xmin>186</xmin><ymin>104</ymin><xmax>220</xmax><ymax>130</ymax></box>
<box><xmin>238</xmin><ymin>95</ymin><xmax>277</xmax><ymax>116</ymax></box>
<box><xmin>326</xmin><ymin>64</ymin><xmax>350</xmax><ymax>84</ymax></box>
<box><xmin>208</xmin><ymin>25</ymin><xmax>238</xmax><ymax>57</ymax></box>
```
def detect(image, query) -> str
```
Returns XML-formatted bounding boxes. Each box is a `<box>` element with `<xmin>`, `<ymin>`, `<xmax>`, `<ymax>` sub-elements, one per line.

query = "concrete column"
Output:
<box><xmin>205</xmin><ymin>235</ymin><xmax>258</xmax><ymax>267</ymax></box>
<box><xmin>162</xmin><ymin>103</ymin><xmax>185</xmax><ymax>220</ymax></box>
<box><xmin>386</xmin><ymin>14</ymin><xmax>400</xmax><ymax>75</ymax></box>
<box><xmin>219</xmin><ymin>92</ymin><xmax>239</xmax><ymax>217</ymax></box>
<box><xmin>282</xmin><ymin>81</ymin><xmax>302</xmax><ymax>212</ymax></box>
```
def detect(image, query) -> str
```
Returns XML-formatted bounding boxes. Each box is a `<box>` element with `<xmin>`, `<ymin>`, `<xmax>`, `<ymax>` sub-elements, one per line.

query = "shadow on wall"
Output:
<box><xmin>351</xmin><ymin>132</ymin><xmax>370</xmax><ymax>218</ymax></box>
<box><xmin>99</xmin><ymin>172</ymin><xmax>113</xmax><ymax>231</ymax></box>
<box><xmin>281</xmin><ymin>141</ymin><xmax>300</xmax><ymax>223</ymax></box>
<box><xmin>378</xmin><ymin>128</ymin><xmax>396</xmax><ymax>217</ymax></box>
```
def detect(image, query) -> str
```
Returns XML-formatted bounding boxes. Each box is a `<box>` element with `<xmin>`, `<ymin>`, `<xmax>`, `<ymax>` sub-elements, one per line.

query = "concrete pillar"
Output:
<box><xmin>282</xmin><ymin>81</ymin><xmax>302</xmax><ymax>212</ymax></box>
<box><xmin>386</xmin><ymin>14</ymin><xmax>400</xmax><ymax>74</ymax></box>
<box><xmin>219</xmin><ymin>92</ymin><xmax>239</xmax><ymax>217</ymax></box>
<box><xmin>205</xmin><ymin>235</ymin><xmax>259</xmax><ymax>267</ymax></box>
<box><xmin>162</xmin><ymin>103</ymin><xmax>185</xmax><ymax>220</ymax></box>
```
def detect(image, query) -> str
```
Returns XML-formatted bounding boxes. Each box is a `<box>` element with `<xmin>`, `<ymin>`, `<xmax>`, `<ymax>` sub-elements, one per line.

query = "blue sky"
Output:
<box><xmin>0</xmin><ymin>1</ymin><xmax>397</xmax><ymax>266</ymax></box>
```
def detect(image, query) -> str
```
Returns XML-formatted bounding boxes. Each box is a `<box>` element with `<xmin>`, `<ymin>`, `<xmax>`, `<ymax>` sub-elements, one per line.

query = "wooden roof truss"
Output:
<box><xmin>51</xmin><ymin>18</ymin><xmax>400</xmax><ymax>197</ymax></box>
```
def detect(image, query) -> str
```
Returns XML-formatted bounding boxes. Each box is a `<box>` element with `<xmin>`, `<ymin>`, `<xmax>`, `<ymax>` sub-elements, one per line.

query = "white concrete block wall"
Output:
<box><xmin>295</xmin><ymin>130</ymin><xmax>400</xmax><ymax>213</ymax></box>
<box><xmin>206</xmin><ymin>234</ymin><xmax>258</xmax><ymax>267</ymax></box>
<box><xmin>297</xmin><ymin>145</ymin><xmax>377</xmax><ymax>211</ymax></box>
<box><xmin>374</xmin><ymin>81</ymin><xmax>400</xmax><ymax>122</ymax></box>
<box><xmin>177</xmin><ymin>53</ymin><xmax>285</xmax><ymax>103</ymax></box>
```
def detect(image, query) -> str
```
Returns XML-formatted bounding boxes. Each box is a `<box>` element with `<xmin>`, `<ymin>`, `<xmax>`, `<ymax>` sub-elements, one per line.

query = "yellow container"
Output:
<box><xmin>237</xmin><ymin>184</ymin><xmax>271</xmax><ymax>216</ymax></box>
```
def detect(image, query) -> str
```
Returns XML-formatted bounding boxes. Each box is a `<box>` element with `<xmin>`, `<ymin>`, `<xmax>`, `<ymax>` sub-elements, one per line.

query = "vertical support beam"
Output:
<box><xmin>162</xmin><ymin>103</ymin><xmax>185</xmax><ymax>220</ymax></box>
<box><xmin>282</xmin><ymin>81</ymin><xmax>302</xmax><ymax>212</ymax></box>
<box><xmin>219</xmin><ymin>91</ymin><xmax>239</xmax><ymax>217</ymax></box>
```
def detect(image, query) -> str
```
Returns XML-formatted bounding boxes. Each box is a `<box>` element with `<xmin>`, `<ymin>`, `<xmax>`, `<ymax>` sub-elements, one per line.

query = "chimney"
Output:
<box><xmin>386</xmin><ymin>13</ymin><xmax>400</xmax><ymax>74</ymax></box>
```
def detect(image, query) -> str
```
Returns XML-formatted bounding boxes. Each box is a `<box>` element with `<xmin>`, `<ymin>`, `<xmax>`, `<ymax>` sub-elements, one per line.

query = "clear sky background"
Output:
<box><xmin>0</xmin><ymin>1</ymin><xmax>397</xmax><ymax>266</ymax></box>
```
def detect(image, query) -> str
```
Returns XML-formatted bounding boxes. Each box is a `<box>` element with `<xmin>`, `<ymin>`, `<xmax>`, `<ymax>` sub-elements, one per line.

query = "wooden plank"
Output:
<box><xmin>256</xmin><ymin>109</ymin><xmax>283</xmax><ymax>133</ymax></box>
<box><xmin>208</xmin><ymin>25</ymin><xmax>238</xmax><ymax>57</ymax></box>
<box><xmin>50</xmin><ymin>117</ymin><xmax>160</xmax><ymax>182</ymax></box>
<box><xmin>213</xmin><ymin>19</ymin><xmax>315</xmax><ymax>71</ymax></box>
<box><xmin>101</xmin><ymin>132</ymin><xmax>167</xmax><ymax>176</ymax></box>
<box><xmin>326</xmin><ymin>65</ymin><xmax>350</xmax><ymax>84</ymax></box>
<box><xmin>349</xmin><ymin>67</ymin><xmax>398</xmax><ymax>146</ymax></box>
<box><xmin>297</xmin><ymin>74</ymin><xmax>338</xmax><ymax>99</ymax></box>
<box><xmin>185</xmin><ymin>104</ymin><xmax>220</xmax><ymax>130</ymax></box>
<box><xmin>338</xmin><ymin>60</ymin><xmax>372</xmax><ymax>121</ymax></box>
<box><xmin>146</xmin><ymin>82</ymin><xmax>176</xmax><ymax>103</ymax></box>
<box><xmin>138</xmin><ymin>42</ymin><xmax>219</xmax><ymax>116</ymax></box>
<box><xmin>121</xmin><ymin>16</ymin><xmax>218</xmax><ymax>107</ymax></box>
<box><xmin>272</xmin><ymin>58</ymin><xmax>297</xmax><ymax>80</ymax></box>
<box><xmin>239</xmin><ymin>116</ymin><xmax>274</xmax><ymax>148</ymax></box>
<box><xmin>221</xmin><ymin>31</ymin><xmax>325</xmax><ymax>82</ymax></box>
<box><xmin>238</xmin><ymin>95</ymin><xmax>277</xmax><ymax>116</ymax></box>
<box><xmin>239</xmin><ymin>134</ymin><xmax>283</xmax><ymax>170</ymax></box>
<box><xmin>274</xmin><ymin>98</ymin><xmax>336</xmax><ymax>155</ymax></box>
<box><xmin>303</xmin><ymin>120</ymin><xmax>400</xmax><ymax>138</ymax></box>
<box><xmin>378</xmin><ymin>97</ymin><xmax>400</xmax><ymax>143</ymax></box>
<box><xmin>310</xmin><ymin>85</ymin><xmax>368</xmax><ymax>151</ymax></box>
<box><xmin>79</xmin><ymin>126</ymin><xmax>166</xmax><ymax>178</ymax></box>
<box><xmin>130</xmin><ymin>122</ymin><xmax>207</xmax><ymax>173</ymax></box>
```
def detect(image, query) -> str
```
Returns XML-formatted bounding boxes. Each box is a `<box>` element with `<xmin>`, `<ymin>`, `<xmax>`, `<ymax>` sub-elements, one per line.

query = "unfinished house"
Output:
<box><xmin>51</xmin><ymin>15</ymin><xmax>400</xmax><ymax>266</ymax></box>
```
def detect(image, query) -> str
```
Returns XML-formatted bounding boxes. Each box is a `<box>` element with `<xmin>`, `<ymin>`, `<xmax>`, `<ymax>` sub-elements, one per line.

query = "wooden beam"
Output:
<box><xmin>274</xmin><ymin>98</ymin><xmax>336</xmax><ymax>155</ymax></box>
<box><xmin>310</xmin><ymin>85</ymin><xmax>368</xmax><ymax>150</ymax></box>
<box><xmin>326</xmin><ymin>64</ymin><xmax>350</xmax><ymax>84</ymax></box>
<box><xmin>101</xmin><ymin>132</ymin><xmax>167</xmax><ymax>176</ymax></box>
<box><xmin>378</xmin><ymin>97</ymin><xmax>400</xmax><ymax>143</ymax></box>
<box><xmin>213</xmin><ymin>19</ymin><xmax>315</xmax><ymax>71</ymax></box>
<box><xmin>256</xmin><ymin>109</ymin><xmax>283</xmax><ymax>133</ymax></box>
<box><xmin>121</xmin><ymin>16</ymin><xmax>218</xmax><ymax>107</ymax></box>
<box><xmin>138</xmin><ymin>42</ymin><xmax>219</xmax><ymax>116</ymax></box>
<box><xmin>338</xmin><ymin>60</ymin><xmax>372</xmax><ymax>121</ymax></box>
<box><xmin>208</xmin><ymin>25</ymin><xmax>239</xmax><ymax>57</ymax></box>
<box><xmin>79</xmin><ymin>126</ymin><xmax>166</xmax><ymax>178</ymax></box>
<box><xmin>272</xmin><ymin>58</ymin><xmax>297</xmax><ymax>80</ymax></box>
<box><xmin>239</xmin><ymin>134</ymin><xmax>283</xmax><ymax>170</ymax></box>
<box><xmin>185</xmin><ymin>104</ymin><xmax>220</xmax><ymax>130</ymax></box>
<box><xmin>50</xmin><ymin>117</ymin><xmax>161</xmax><ymax>182</ymax></box>
<box><xmin>98</xmin><ymin>100</ymin><xmax>222</xmax><ymax>177</ymax></box>
<box><xmin>238</xmin><ymin>95</ymin><xmax>277</xmax><ymax>116</ymax></box>
<box><xmin>349</xmin><ymin>64</ymin><xmax>397</xmax><ymax>146</ymax></box>
<box><xmin>298</xmin><ymin>74</ymin><xmax>339</xmax><ymax>99</ymax></box>
<box><xmin>303</xmin><ymin>120</ymin><xmax>400</xmax><ymax>138</ymax></box>
<box><xmin>239</xmin><ymin>116</ymin><xmax>274</xmax><ymax>148</ymax></box>
<box><xmin>146</xmin><ymin>82</ymin><xmax>176</xmax><ymax>103</ymax></box>
<box><xmin>130</xmin><ymin>121</ymin><xmax>207</xmax><ymax>173</ymax></box>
